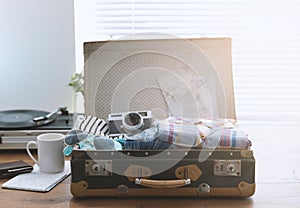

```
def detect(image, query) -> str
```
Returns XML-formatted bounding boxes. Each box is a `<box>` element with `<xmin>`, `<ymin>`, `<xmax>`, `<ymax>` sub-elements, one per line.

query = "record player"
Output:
<box><xmin>0</xmin><ymin>107</ymin><xmax>75</xmax><ymax>149</ymax></box>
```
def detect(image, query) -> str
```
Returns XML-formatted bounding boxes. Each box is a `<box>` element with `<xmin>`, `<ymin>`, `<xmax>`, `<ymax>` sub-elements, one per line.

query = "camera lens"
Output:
<box><xmin>122</xmin><ymin>112</ymin><xmax>144</xmax><ymax>135</ymax></box>
<box><xmin>124</xmin><ymin>113</ymin><xmax>141</xmax><ymax>126</ymax></box>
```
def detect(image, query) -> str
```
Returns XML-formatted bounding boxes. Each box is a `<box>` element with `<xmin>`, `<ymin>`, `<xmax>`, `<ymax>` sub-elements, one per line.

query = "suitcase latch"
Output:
<box><xmin>85</xmin><ymin>160</ymin><xmax>112</xmax><ymax>176</ymax></box>
<box><xmin>214</xmin><ymin>160</ymin><xmax>241</xmax><ymax>176</ymax></box>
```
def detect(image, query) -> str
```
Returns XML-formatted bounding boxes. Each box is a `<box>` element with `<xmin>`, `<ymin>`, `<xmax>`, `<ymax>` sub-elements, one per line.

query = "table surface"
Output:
<box><xmin>1</xmin><ymin>122</ymin><xmax>300</xmax><ymax>208</ymax></box>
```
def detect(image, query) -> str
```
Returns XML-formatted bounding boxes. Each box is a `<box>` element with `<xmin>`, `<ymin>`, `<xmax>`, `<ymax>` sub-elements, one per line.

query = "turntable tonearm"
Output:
<box><xmin>0</xmin><ymin>107</ymin><xmax>75</xmax><ymax>150</ymax></box>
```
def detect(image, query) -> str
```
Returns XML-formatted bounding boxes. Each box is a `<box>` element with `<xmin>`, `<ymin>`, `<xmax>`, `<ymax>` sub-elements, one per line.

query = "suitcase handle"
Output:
<box><xmin>135</xmin><ymin>178</ymin><xmax>191</xmax><ymax>188</ymax></box>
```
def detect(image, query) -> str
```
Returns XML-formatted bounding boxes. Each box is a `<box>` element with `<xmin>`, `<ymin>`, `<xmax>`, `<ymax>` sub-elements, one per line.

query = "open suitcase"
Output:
<box><xmin>70</xmin><ymin>37</ymin><xmax>255</xmax><ymax>197</ymax></box>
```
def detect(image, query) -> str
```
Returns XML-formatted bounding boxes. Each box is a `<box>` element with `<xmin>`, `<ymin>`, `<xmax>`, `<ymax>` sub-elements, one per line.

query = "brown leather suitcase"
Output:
<box><xmin>70</xmin><ymin>37</ymin><xmax>255</xmax><ymax>197</ymax></box>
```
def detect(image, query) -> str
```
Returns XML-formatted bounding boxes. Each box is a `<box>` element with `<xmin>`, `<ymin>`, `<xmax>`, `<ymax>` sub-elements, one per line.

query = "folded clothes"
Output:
<box><xmin>76</xmin><ymin>115</ymin><xmax>109</xmax><ymax>135</ymax></box>
<box><xmin>123</xmin><ymin>140</ymin><xmax>173</xmax><ymax>150</ymax></box>
<box><xmin>94</xmin><ymin>136</ymin><xmax>122</xmax><ymax>150</ymax></box>
<box><xmin>123</xmin><ymin>127</ymin><xmax>157</xmax><ymax>142</ymax></box>
<box><xmin>165</xmin><ymin>117</ymin><xmax>236</xmax><ymax>129</ymax></box>
<box><xmin>155</xmin><ymin>117</ymin><xmax>250</xmax><ymax>149</ymax></box>
<box><xmin>64</xmin><ymin>130</ymin><xmax>89</xmax><ymax>145</ymax></box>
<box><xmin>64</xmin><ymin>116</ymin><xmax>250</xmax><ymax>153</ymax></box>
<box><xmin>63</xmin><ymin>116</ymin><xmax>114</xmax><ymax>156</ymax></box>
<box><xmin>204</xmin><ymin>128</ymin><xmax>250</xmax><ymax>149</ymax></box>
<box><xmin>156</xmin><ymin>121</ymin><xmax>207</xmax><ymax>148</ymax></box>
<box><xmin>63</xmin><ymin>131</ymin><xmax>122</xmax><ymax>156</ymax></box>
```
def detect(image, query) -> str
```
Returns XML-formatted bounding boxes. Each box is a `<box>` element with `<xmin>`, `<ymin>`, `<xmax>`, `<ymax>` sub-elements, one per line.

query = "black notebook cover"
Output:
<box><xmin>0</xmin><ymin>160</ymin><xmax>33</xmax><ymax>179</ymax></box>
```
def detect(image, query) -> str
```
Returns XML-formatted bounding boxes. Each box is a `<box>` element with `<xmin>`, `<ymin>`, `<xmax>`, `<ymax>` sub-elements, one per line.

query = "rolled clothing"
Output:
<box><xmin>156</xmin><ymin>121</ymin><xmax>208</xmax><ymax>147</ymax></box>
<box><xmin>123</xmin><ymin>127</ymin><xmax>157</xmax><ymax>142</ymax></box>
<box><xmin>204</xmin><ymin>128</ymin><xmax>250</xmax><ymax>149</ymax></box>
<box><xmin>155</xmin><ymin>119</ymin><xmax>249</xmax><ymax>149</ymax></box>
<box><xmin>94</xmin><ymin>136</ymin><xmax>122</xmax><ymax>150</ymax></box>
<box><xmin>63</xmin><ymin>131</ymin><xmax>122</xmax><ymax>156</ymax></box>
<box><xmin>123</xmin><ymin>139</ymin><xmax>173</xmax><ymax>150</ymax></box>
<box><xmin>64</xmin><ymin>130</ymin><xmax>89</xmax><ymax>145</ymax></box>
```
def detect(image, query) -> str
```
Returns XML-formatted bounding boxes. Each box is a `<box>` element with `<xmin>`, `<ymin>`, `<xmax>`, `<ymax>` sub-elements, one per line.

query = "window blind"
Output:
<box><xmin>75</xmin><ymin>0</ymin><xmax>300</xmax><ymax>122</ymax></box>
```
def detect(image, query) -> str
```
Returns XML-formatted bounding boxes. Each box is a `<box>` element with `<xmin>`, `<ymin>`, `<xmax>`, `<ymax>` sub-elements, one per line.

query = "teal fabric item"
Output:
<box><xmin>78</xmin><ymin>134</ymin><xmax>97</xmax><ymax>150</ymax></box>
<box><xmin>94</xmin><ymin>135</ymin><xmax>122</xmax><ymax>150</ymax></box>
<box><xmin>63</xmin><ymin>134</ymin><xmax>96</xmax><ymax>156</ymax></box>
<box><xmin>63</xmin><ymin>145</ymin><xmax>74</xmax><ymax>156</ymax></box>
<box><xmin>63</xmin><ymin>132</ymin><xmax>122</xmax><ymax>157</ymax></box>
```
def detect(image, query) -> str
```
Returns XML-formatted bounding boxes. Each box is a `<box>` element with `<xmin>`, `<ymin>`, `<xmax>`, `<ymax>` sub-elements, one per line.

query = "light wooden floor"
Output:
<box><xmin>1</xmin><ymin>122</ymin><xmax>300</xmax><ymax>208</ymax></box>
<box><xmin>239</xmin><ymin>121</ymin><xmax>300</xmax><ymax>183</ymax></box>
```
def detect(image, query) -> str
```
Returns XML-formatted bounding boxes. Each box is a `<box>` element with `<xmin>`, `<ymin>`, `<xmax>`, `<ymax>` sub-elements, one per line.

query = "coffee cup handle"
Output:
<box><xmin>26</xmin><ymin>141</ymin><xmax>39</xmax><ymax>166</ymax></box>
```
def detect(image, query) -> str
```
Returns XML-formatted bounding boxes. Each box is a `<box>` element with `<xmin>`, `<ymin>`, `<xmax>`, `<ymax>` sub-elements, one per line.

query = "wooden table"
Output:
<box><xmin>1</xmin><ymin>122</ymin><xmax>300</xmax><ymax>207</ymax></box>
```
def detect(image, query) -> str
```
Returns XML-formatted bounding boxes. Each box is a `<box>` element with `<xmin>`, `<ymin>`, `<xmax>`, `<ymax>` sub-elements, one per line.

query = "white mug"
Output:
<box><xmin>26</xmin><ymin>133</ymin><xmax>65</xmax><ymax>173</ymax></box>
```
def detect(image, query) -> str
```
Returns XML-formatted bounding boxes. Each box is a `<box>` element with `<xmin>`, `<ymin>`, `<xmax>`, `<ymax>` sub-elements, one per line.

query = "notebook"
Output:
<box><xmin>0</xmin><ymin>160</ymin><xmax>33</xmax><ymax>179</ymax></box>
<box><xmin>1</xmin><ymin>161</ymin><xmax>70</xmax><ymax>192</ymax></box>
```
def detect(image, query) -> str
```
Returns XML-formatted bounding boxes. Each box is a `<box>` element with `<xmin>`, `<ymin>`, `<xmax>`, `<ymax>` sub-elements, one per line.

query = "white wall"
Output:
<box><xmin>0</xmin><ymin>0</ymin><xmax>75</xmax><ymax>112</ymax></box>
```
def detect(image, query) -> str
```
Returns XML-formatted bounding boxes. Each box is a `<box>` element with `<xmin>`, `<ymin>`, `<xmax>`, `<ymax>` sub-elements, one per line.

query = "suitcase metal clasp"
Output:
<box><xmin>214</xmin><ymin>160</ymin><xmax>241</xmax><ymax>176</ymax></box>
<box><xmin>85</xmin><ymin>160</ymin><xmax>112</xmax><ymax>176</ymax></box>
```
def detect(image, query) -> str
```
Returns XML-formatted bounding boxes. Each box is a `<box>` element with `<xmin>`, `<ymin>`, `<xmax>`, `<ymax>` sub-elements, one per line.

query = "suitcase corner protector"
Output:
<box><xmin>238</xmin><ymin>181</ymin><xmax>256</xmax><ymax>197</ymax></box>
<box><xmin>71</xmin><ymin>181</ymin><xmax>88</xmax><ymax>197</ymax></box>
<box><xmin>240</xmin><ymin>150</ymin><xmax>254</xmax><ymax>158</ymax></box>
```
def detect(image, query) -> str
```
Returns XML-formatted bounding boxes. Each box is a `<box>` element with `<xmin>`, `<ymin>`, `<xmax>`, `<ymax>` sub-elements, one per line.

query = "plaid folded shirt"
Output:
<box><xmin>204</xmin><ymin>128</ymin><xmax>249</xmax><ymax>149</ymax></box>
<box><xmin>156</xmin><ymin>119</ymin><xmax>249</xmax><ymax>149</ymax></box>
<box><xmin>156</xmin><ymin>121</ymin><xmax>207</xmax><ymax>147</ymax></box>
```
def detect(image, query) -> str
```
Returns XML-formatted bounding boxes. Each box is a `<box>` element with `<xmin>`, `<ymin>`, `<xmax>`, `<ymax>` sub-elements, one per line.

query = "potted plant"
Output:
<box><xmin>68</xmin><ymin>72</ymin><xmax>84</xmax><ymax>113</ymax></box>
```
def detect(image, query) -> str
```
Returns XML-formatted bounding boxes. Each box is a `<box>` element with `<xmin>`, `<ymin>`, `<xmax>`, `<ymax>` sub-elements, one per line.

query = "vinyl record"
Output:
<box><xmin>0</xmin><ymin>110</ymin><xmax>55</xmax><ymax>130</ymax></box>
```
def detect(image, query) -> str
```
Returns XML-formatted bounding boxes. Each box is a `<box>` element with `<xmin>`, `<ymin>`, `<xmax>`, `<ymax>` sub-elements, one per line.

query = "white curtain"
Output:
<box><xmin>75</xmin><ymin>0</ymin><xmax>300</xmax><ymax>122</ymax></box>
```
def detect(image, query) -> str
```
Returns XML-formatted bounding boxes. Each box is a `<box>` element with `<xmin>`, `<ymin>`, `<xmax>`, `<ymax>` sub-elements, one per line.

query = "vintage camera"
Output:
<box><xmin>108</xmin><ymin>111</ymin><xmax>152</xmax><ymax>137</ymax></box>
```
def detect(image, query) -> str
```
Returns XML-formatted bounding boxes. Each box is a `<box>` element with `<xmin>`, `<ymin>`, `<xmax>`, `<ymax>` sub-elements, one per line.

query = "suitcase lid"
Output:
<box><xmin>83</xmin><ymin>37</ymin><xmax>236</xmax><ymax>120</ymax></box>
